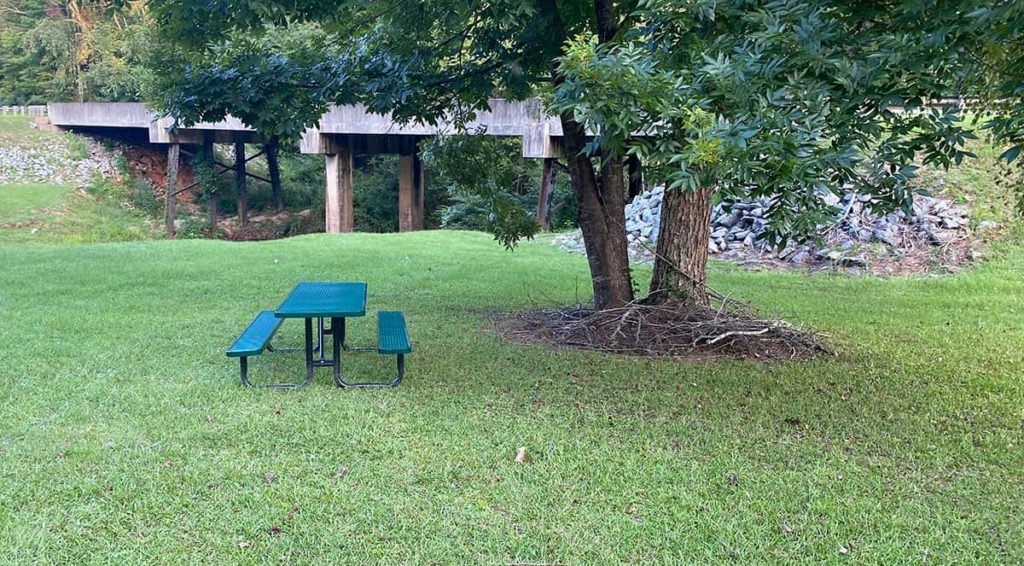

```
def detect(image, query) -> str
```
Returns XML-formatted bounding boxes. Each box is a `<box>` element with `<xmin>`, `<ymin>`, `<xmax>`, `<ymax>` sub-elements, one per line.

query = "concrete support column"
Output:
<box><xmin>398</xmin><ymin>139</ymin><xmax>425</xmax><ymax>232</ymax></box>
<box><xmin>165</xmin><ymin>143</ymin><xmax>180</xmax><ymax>239</ymax></box>
<box><xmin>324</xmin><ymin>137</ymin><xmax>354</xmax><ymax>233</ymax></box>
<box><xmin>234</xmin><ymin>141</ymin><xmax>247</xmax><ymax>227</ymax></box>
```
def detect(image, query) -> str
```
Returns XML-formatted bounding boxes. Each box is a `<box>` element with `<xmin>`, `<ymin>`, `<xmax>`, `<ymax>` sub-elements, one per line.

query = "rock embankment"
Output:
<box><xmin>0</xmin><ymin>126</ymin><xmax>118</xmax><ymax>187</ymax></box>
<box><xmin>554</xmin><ymin>186</ymin><xmax>991</xmax><ymax>275</ymax></box>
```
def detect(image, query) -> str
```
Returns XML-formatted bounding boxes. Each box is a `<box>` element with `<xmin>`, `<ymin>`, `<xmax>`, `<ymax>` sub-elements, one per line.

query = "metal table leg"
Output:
<box><xmin>331</xmin><ymin>316</ymin><xmax>343</xmax><ymax>386</ymax></box>
<box><xmin>335</xmin><ymin>354</ymin><xmax>405</xmax><ymax>388</ymax></box>
<box><xmin>237</xmin><ymin>319</ymin><xmax>314</xmax><ymax>388</ymax></box>
<box><xmin>337</xmin><ymin>317</ymin><xmax>375</xmax><ymax>352</ymax></box>
<box><xmin>317</xmin><ymin>317</ymin><xmax>326</xmax><ymax>363</ymax></box>
<box><xmin>266</xmin><ymin>318</ymin><xmax>321</xmax><ymax>354</ymax></box>
<box><xmin>304</xmin><ymin>316</ymin><xmax>315</xmax><ymax>384</ymax></box>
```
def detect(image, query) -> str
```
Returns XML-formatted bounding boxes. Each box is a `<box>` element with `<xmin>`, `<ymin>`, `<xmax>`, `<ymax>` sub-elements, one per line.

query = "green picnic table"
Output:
<box><xmin>226</xmin><ymin>281</ymin><xmax>411</xmax><ymax>388</ymax></box>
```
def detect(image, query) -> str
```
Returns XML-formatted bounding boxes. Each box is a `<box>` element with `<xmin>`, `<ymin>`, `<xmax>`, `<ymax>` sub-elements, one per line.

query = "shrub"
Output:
<box><xmin>428</xmin><ymin>136</ymin><xmax>578</xmax><ymax>234</ymax></box>
<box><xmin>175</xmin><ymin>215</ymin><xmax>209</xmax><ymax>239</ymax></box>
<box><xmin>129</xmin><ymin>178</ymin><xmax>161</xmax><ymax>217</ymax></box>
<box><xmin>64</xmin><ymin>134</ymin><xmax>90</xmax><ymax>161</ymax></box>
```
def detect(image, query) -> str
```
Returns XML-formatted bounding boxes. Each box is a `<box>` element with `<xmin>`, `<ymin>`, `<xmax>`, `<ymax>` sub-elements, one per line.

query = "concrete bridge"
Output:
<box><xmin>47</xmin><ymin>101</ymin><xmax>572</xmax><ymax>237</ymax></box>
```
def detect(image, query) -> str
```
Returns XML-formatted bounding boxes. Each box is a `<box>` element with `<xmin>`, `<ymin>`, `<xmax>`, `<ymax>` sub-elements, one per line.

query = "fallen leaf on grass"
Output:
<box><xmin>334</xmin><ymin>467</ymin><xmax>349</xmax><ymax>479</ymax></box>
<box><xmin>163</xmin><ymin>460</ymin><xmax>173</xmax><ymax>468</ymax></box>
<box><xmin>284</xmin><ymin>507</ymin><xmax>300</xmax><ymax>521</ymax></box>
<box><xmin>781</xmin><ymin>524</ymin><xmax>794</xmax><ymax>534</ymax></box>
<box><xmin>514</xmin><ymin>447</ymin><xmax>529</xmax><ymax>463</ymax></box>
<box><xmin>264</xmin><ymin>473</ymin><xmax>276</xmax><ymax>484</ymax></box>
<box><xmin>238</xmin><ymin>541</ymin><xmax>252</xmax><ymax>549</ymax></box>
<box><xmin>267</xmin><ymin>525</ymin><xmax>282</xmax><ymax>536</ymax></box>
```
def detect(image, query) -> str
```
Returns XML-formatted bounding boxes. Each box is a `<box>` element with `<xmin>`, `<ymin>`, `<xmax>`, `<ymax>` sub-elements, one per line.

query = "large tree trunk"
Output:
<box><xmin>537</xmin><ymin>0</ymin><xmax>633</xmax><ymax>310</ymax></box>
<box><xmin>648</xmin><ymin>185</ymin><xmax>714</xmax><ymax>306</ymax></box>
<box><xmin>561</xmin><ymin>115</ymin><xmax>635</xmax><ymax>310</ymax></box>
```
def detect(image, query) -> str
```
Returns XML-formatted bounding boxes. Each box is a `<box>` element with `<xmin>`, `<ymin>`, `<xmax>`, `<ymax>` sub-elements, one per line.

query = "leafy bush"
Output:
<box><xmin>114</xmin><ymin>154</ymin><xmax>130</xmax><ymax>177</ymax></box>
<box><xmin>174</xmin><ymin>215</ymin><xmax>209</xmax><ymax>239</ymax></box>
<box><xmin>84</xmin><ymin>173</ymin><xmax>124</xmax><ymax>199</ymax></box>
<box><xmin>64</xmin><ymin>134</ymin><xmax>90</xmax><ymax>161</ymax></box>
<box><xmin>129</xmin><ymin>178</ymin><xmax>161</xmax><ymax>217</ymax></box>
<box><xmin>427</xmin><ymin>136</ymin><xmax>578</xmax><ymax>238</ymax></box>
<box><xmin>353</xmin><ymin>156</ymin><xmax>399</xmax><ymax>232</ymax></box>
<box><xmin>278</xmin><ymin>152</ymin><xmax>324</xmax><ymax>209</ymax></box>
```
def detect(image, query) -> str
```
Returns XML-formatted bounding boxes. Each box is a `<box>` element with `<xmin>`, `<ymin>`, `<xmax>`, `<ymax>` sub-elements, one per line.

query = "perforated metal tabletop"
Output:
<box><xmin>275</xmin><ymin>282</ymin><xmax>367</xmax><ymax>319</ymax></box>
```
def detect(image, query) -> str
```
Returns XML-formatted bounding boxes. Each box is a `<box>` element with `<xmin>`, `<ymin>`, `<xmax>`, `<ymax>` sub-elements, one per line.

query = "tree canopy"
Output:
<box><xmin>141</xmin><ymin>1</ymin><xmax>1024</xmax><ymax>308</ymax></box>
<box><xmin>0</xmin><ymin>0</ymin><xmax>150</xmax><ymax>104</ymax></box>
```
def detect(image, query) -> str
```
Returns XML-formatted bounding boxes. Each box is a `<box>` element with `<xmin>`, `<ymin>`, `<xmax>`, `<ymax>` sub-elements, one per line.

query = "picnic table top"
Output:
<box><xmin>275</xmin><ymin>281</ymin><xmax>367</xmax><ymax>318</ymax></box>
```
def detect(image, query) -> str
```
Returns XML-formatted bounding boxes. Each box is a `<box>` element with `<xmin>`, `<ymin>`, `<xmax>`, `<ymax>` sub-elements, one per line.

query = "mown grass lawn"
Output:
<box><xmin>0</xmin><ymin>231</ymin><xmax>1022</xmax><ymax>563</ymax></box>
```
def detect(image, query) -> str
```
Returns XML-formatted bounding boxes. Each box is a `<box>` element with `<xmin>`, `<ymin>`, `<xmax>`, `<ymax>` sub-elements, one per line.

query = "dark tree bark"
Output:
<box><xmin>593</xmin><ymin>0</ymin><xmax>618</xmax><ymax>43</ymax></box>
<box><xmin>536</xmin><ymin>158</ymin><xmax>555</xmax><ymax>230</ymax></box>
<box><xmin>165</xmin><ymin>143</ymin><xmax>179</xmax><ymax>239</ymax></box>
<box><xmin>234</xmin><ymin>141</ymin><xmax>247</xmax><ymax>227</ymax></box>
<box><xmin>533</xmin><ymin>0</ymin><xmax>634</xmax><ymax>310</ymax></box>
<box><xmin>265</xmin><ymin>137</ymin><xmax>283</xmax><ymax>212</ymax></box>
<box><xmin>648</xmin><ymin>185</ymin><xmax>714</xmax><ymax>306</ymax></box>
<box><xmin>561</xmin><ymin>114</ymin><xmax>635</xmax><ymax>310</ymax></box>
<box><xmin>627</xmin><ymin>154</ymin><xmax>643</xmax><ymax>200</ymax></box>
<box><xmin>203</xmin><ymin>136</ymin><xmax>218</xmax><ymax>227</ymax></box>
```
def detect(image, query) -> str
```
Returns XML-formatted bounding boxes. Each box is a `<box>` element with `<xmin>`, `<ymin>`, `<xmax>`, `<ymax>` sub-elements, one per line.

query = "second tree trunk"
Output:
<box><xmin>648</xmin><ymin>185</ymin><xmax>714</xmax><ymax>307</ymax></box>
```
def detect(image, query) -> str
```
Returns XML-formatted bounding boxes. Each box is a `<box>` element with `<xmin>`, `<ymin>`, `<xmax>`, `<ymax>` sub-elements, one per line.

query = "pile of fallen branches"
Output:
<box><xmin>501</xmin><ymin>298</ymin><xmax>830</xmax><ymax>361</ymax></box>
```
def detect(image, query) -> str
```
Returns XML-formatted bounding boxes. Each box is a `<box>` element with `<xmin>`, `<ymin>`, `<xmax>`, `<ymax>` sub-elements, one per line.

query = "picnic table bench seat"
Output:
<box><xmin>377</xmin><ymin>311</ymin><xmax>412</xmax><ymax>355</ymax></box>
<box><xmin>335</xmin><ymin>311</ymin><xmax>411</xmax><ymax>388</ymax></box>
<box><xmin>227</xmin><ymin>311</ymin><xmax>284</xmax><ymax>386</ymax></box>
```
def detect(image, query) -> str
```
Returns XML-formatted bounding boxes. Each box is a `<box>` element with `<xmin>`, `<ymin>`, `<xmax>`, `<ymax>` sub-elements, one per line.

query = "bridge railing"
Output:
<box><xmin>0</xmin><ymin>105</ymin><xmax>47</xmax><ymax>116</ymax></box>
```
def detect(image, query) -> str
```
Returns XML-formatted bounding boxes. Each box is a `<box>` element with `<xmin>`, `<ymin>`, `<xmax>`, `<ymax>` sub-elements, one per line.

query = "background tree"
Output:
<box><xmin>0</xmin><ymin>0</ymin><xmax>74</xmax><ymax>103</ymax></box>
<box><xmin>964</xmin><ymin>3</ymin><xmax>1024</xmax><ymax>209</ymax></box>
<box><xmin>425</xmin><ymin>135</ymin><xmax>547</xmax><ymax>248</ymax></box>
<box><xmin>145</xmin><ymin>0</ymin><xmax>977</xmax><ymax>311</ymax></box>
<box><xmin>552</xmin><ymin>1</ymin><xmax>977</xmax><ymax>305</ymax></box>
<box><xmin>146</xmin><ymin>1</ymin><xmax>640</xmax><ymax>308</ymax></box>
<box><xmin>0</xmin><ymin>0</ymin><xmax>150</xmax><ymax>103</ymax></box>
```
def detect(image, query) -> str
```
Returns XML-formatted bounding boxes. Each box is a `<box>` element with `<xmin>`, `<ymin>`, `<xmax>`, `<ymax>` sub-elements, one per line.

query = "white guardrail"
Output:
<box><xmin>0</xmin><ymin>105</ymin><xmax>47</xmax><ymax>116</ymax></box>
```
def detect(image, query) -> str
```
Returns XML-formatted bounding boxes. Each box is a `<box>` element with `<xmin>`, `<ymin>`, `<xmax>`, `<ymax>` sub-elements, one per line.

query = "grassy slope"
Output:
<box><xmin>0</xmin><ymin>231</ymin><xmax>1021</xmax><ymax>563</ymax></box>
<box><xmin>0</xmin><ymin>183</ymin><xmax>70</xmax><ymax>223</ymax></box>
<box><xmin>0</xmin><ymin>115</ymin><xmax>156</xmax><ymax>244</ymax></box>
<box><xmin>0</xmin><ymin>115</ymin><xmax>49</xmax><ymax>138</ymax></box>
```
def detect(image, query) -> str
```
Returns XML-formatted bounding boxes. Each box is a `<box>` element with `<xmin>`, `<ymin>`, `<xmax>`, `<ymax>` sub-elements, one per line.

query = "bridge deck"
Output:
<box><xmin>47</xmin><ymin>100</ymin><xmax>565</xmax><ymax>158</ymax></box>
